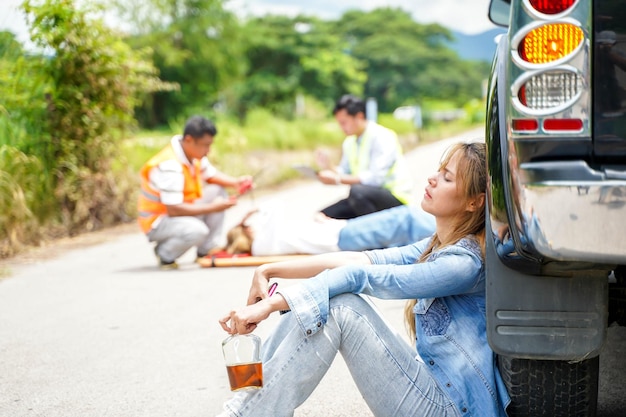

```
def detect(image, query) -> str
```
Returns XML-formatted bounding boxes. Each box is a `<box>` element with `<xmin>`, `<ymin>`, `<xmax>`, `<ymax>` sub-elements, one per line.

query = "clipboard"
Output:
<box><xmin>291</xmin><ymin>164</ymin><xmax>319</xmax><ymax>179</ymax></box>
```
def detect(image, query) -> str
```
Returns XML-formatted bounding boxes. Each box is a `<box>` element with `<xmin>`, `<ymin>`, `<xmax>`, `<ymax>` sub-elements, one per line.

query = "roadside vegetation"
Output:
<box><xmin>0</xmin><ymin>0</ymin><xmax>487</xmax><ymax>258</ymax></box>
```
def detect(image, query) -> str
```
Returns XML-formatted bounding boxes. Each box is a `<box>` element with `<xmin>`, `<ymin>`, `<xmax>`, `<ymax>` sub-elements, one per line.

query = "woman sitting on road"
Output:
<box><xmin>218</xmin><ymin>141</ymin><xmax>510</xmax><ymax>417</ymax></box>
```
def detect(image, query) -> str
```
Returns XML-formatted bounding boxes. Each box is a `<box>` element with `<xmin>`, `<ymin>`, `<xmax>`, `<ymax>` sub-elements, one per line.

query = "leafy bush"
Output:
<box><xmin>20</xmin><ymin>0</ymin><xmax>174</xmax><ymax>235</ymax></box>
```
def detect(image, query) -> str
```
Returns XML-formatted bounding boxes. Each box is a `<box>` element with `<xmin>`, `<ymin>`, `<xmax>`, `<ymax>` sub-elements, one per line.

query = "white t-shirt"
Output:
<box><xmin>250</xmin><ymin>203</ymin><xmax>346</xmax><ymax>256</ymax></box>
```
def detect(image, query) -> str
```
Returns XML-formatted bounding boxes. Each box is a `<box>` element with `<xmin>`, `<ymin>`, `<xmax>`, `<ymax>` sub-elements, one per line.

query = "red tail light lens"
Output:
<box><xmin>529</xmin><ymin>0</ymin><xmax>577</xmax><ymax>15</ymax></box>
<box><xmin>512</xmin><ymin>119</ymin><xmax>539</xmax><ymax>132</ymax></box>
<box><xmin>543</xmin><ymin>118</ymin><xmax>583</xmax><ymax>131</ymax></box>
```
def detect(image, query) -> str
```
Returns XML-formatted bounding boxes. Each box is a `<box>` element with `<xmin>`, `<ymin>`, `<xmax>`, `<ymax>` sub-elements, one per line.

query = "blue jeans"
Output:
<box><xmin>337</xmin><ymin>205</ymin><xmax>435</xmax><ymax>251</ymax></box>
<box><xmin>218</xmin><ymin>294</ymin><xmax>459</xmax><ymax>417</ymax></box>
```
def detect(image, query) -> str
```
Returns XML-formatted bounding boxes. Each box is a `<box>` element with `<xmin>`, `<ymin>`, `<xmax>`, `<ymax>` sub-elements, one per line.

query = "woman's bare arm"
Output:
<box><xmin>247</xmin><ymin>251</ymin><xmax>371</xmax><ymax>305</ymax></box>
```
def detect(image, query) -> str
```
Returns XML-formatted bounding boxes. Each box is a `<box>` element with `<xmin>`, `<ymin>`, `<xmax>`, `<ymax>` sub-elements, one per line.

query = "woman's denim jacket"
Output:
<box><xmin>279</xmin><ymin>236</ymin><xmax>511</xmax><ymax>417</ymax></box>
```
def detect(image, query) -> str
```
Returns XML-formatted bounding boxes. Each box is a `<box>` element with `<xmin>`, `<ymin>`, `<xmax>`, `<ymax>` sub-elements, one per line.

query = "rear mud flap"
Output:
<box><xmin>486</xmin><ymin>221</ymin><xmax>608</xmax><ymax>361</ymax></box>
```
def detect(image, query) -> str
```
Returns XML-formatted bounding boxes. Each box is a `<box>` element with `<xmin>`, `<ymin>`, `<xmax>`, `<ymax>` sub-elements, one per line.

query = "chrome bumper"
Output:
<box><xmin>512</xmin><ymin>162</ymin><xmax>626</xmax><ymax>264</ymax></box>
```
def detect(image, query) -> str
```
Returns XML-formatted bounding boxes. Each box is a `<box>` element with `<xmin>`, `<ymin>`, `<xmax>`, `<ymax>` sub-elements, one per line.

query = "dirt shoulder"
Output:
<box><xmin>0</xmin><ymin>222</ymin><xmax>138</xmax><ymax>270</ymax></box>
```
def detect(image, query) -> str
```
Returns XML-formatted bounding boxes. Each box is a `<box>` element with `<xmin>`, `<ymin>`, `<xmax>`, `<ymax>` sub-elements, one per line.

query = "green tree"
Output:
<box><xmin>0</xmin><ymin>31</ymin><xmax>23</xmax><ymax>60</ymax></box>
<box><xmin>334</xmin><ymin>8</ymin><xmax>487</xmax><ymax>112</ymax></box>
<box><xmin>0</xmin><ymin>31</ymin><xmax>55</xmax><ymax>246</ymax></box>
<box><xmin>111</xmin><ymin>0</ymin><xmax>245</xmax><ymax>125</ymax></box>
<box><xmin>230</xmin><ymin>15</ymin><xmax>366</xmax><ymax>118</ymax></box>
<box><xmin>0</xmin><ymin>31</ymin><xmax>49</xmax><ymax>153</ymax></box>
<box><xmin>22</xmin><ymin>0</ymin><xmax>173</xmax><ymax>234</ymax></box>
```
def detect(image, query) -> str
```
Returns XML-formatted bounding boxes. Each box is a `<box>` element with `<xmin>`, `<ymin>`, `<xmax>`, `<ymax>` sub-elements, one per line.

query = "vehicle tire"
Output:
<box><xmin>498</xmin><ymin>355</ymin><xmax>599</xmax><ymax>417</ymax></box>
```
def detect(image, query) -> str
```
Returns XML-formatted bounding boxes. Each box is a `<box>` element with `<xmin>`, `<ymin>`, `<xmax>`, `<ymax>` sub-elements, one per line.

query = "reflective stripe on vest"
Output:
<box><xmin>346</xmin><ymin>128</ymin><xmax>411</xmax><ymax>204</ymax></box>
<box><xmin>137</xmin><ymin>145</ymin><xmax>203</xmax><ymax>233</ymax></box>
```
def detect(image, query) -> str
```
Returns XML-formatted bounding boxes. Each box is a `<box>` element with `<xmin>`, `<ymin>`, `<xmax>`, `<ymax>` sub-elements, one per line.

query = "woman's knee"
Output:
<box><xmin>330</xmin><ymin>293</ymin><xmax>367</xmax><ymax>308</ymax></box>
<box><xmin>329</xmin><ymin>294</ymin><xmax>377</xmax><ymax>328</ymax></box>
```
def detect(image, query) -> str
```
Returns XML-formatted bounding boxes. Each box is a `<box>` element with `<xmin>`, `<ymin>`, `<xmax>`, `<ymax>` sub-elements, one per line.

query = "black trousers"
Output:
<box><xmin>321</xmin><ymin>184</ymin><xmax>404</xmax><ymax>219</ymax></box>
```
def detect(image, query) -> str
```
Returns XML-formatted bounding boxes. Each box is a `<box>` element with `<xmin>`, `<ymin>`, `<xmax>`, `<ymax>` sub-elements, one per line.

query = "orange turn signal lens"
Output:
<box><xmin>519</xmin><ymin>23</ymin><xmax>584</xmax><ymax>64</ymax></box>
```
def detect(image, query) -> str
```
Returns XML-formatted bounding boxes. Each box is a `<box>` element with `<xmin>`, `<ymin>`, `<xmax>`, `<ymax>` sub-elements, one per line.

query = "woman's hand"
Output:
<box><xmin>247</xmin><ymin>265</ymin><xmax>271</xmax><ymax>305</ymax></box>
<box><xmin>219</xmin><ymin>294</ymin><xmax>289</xmax><ymax>335</ymax></box>
<box><xmin>219</xmin><ymin>299</ymin><xmax>273</xmax><ymax>335</ymax></box>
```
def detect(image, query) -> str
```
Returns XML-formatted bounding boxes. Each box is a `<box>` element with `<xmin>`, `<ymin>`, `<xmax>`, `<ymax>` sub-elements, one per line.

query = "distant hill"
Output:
<box><xmin>449</xmin><ymin>28</ymin><xmax>507</xmax><ymax>62</ymax></box>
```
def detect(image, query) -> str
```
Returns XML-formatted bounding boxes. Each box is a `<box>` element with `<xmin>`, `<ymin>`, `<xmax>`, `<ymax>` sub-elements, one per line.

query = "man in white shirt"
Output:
<box><xmin>316</xmin><ymin>95</ymin><xmax>413</xmax><ymax>219</ymax></box>
<box><xmin>137</xmin><ymin>116</ymin><xmax>253</xmax><ymax>269</ymax></box>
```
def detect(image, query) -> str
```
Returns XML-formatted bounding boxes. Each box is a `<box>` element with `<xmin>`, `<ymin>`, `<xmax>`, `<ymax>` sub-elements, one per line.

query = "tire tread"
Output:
<box><xmin>498</xmin><ymin>355</ymin><xmax>599</xmax><ymax>417</ymax></box>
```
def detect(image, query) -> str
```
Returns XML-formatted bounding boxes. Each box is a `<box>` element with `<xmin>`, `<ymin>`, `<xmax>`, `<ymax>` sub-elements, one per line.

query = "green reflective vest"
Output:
<box><xmin>345</xmin><ymin>124</ymin><xmax>412</xmax><ymax>204</ymax></box>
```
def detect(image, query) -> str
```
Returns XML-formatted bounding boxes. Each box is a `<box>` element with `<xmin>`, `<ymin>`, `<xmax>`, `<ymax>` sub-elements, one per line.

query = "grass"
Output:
<box><xmin>123</xmin><ymin>112</ymin><xmax>482</xmax><ymax>189</ymax></box>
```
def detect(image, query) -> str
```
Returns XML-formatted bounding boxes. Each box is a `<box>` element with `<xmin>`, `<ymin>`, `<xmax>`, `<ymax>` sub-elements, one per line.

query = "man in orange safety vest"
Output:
<box><xmin>137</xmin><ymin>115</ymin><xmax>253</xmax><ymax>269</ymax></box>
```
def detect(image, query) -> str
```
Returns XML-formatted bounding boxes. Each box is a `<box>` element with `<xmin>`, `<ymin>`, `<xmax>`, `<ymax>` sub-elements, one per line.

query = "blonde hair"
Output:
<box><xmin>404</xmin><ymin>142</ymin><xmax>487</xmax><ymax>339</ymax></box>
<box><xmin>224</xmin><ymin>224</ymin><xmax>253</xmax><ymax>254</ymax></box>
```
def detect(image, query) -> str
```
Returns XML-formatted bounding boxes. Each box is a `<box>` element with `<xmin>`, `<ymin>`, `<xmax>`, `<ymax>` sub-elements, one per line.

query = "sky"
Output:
<box><xmin>0</xmin><ymin>0</ymin><xmax>498</xmax><ymax>46</ymax></box>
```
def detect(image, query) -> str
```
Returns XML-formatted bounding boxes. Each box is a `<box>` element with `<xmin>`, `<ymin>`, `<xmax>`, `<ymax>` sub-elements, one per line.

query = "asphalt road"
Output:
<box><xmin>1</xmin><ymin>128</ymin><xmax>624</xmax><ymax>417</ymax></box>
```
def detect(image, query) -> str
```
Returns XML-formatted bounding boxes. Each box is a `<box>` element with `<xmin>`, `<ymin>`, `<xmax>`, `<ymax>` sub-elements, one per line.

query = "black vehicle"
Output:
<box><xmin>485</xmin><ymin>0</ymin><xmax>626</xmax><ymax>415</ymax></box>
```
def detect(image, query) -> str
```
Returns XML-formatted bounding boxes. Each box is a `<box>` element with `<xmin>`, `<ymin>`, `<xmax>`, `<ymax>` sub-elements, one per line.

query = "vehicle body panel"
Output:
<box><xmin>485</xmin><ymin>0</ymin><xmax>626</xmax><ymax>360</ymax></box>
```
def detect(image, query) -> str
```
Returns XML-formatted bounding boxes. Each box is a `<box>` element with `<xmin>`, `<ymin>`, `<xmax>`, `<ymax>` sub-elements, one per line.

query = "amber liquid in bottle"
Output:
<box><xmin>226</xmin><ymin>362</ymin><xmax>263</xmax><ymax>391</ymax></box>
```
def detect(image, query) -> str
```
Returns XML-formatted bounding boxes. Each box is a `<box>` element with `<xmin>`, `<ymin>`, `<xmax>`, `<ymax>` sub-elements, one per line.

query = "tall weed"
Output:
<box><xmin>0</xmin><ymin>145</ymin><xmax>52</xmax><ymax>257</ymax></box>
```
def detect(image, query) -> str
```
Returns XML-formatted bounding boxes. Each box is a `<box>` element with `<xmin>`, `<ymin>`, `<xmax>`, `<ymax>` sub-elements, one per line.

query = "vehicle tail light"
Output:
<box><xmin>529</xmin><ymin>0</ymin><xmax>577</xmax><ymax>15</ymax></box>
<box><xmin>519</xmin><ymin>23</ymin><xmax>584</xmax><ymax>64</ymax></box>
<box><xmin>543</xmin><ymin>118</ymin><xmax>583</xmax><ymax>131</ymax></box>
<box><xmin>518</xmin><ymin>70</ymin><xmax>582</xmax><ymax>110</ymax></box>
<box><xmin>506</xmin><ymin>0</ymin><xmax>590</xmax><ymax>139</ymax></box>
<box><xmin>512</xmin><ymin>119</ymin><xmax>539</xmax><ymax>132</ymax></box>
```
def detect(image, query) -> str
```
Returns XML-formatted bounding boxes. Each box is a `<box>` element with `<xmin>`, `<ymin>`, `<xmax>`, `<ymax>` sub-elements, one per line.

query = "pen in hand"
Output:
<box><xmin>256</xmin><ymin>282</ymin><xmax>278</xmax><ymax>303</ymax></box>
<box><xmin>268</xmin><ymin>282</ymin><xmax>278</xmax><ymax>297</ymax></box>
